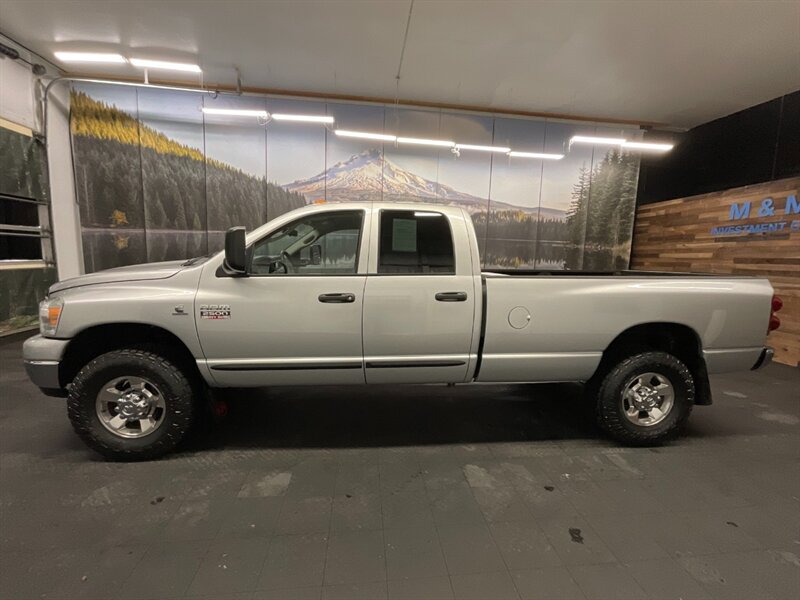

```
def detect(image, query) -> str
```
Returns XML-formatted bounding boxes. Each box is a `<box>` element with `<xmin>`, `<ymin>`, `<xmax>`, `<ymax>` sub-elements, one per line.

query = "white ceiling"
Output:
<box><xmin>2</xmin><ymin>0</ymin><xmax>799</xmax><ymax>128</ymax></box>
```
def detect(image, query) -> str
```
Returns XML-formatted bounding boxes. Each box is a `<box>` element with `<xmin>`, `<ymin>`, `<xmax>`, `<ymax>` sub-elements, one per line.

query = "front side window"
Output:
<box><xmin>250</xmin><ymin>210</ymin><xmax>363</xmax><ymax>275</ymax></box>
<box><xmin>378</xmin><ymin>210</ymin><xmax>455</xmax><ymax>274</ymax></box>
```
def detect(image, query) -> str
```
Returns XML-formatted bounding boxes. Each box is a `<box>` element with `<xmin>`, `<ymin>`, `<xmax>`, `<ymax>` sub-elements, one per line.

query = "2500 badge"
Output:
<box><xmin>200</xmin><ymin>304</ymin><xmax>231</xmax><ymax>320</ymax></box>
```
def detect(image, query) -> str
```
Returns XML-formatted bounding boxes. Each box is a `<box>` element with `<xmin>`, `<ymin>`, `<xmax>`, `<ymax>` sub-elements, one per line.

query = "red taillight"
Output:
<box><xmin>768</xmin><ymin>295</ymin><xmax>783</xmax><ymax>332</ymax></box>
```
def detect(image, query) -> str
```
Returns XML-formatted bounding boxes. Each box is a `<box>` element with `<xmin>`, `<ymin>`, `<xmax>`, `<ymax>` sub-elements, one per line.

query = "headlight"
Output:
<box><xmin>39</xmin><ymin>296</ymin><xmax>64</xmax><ymax>336</ymax></box>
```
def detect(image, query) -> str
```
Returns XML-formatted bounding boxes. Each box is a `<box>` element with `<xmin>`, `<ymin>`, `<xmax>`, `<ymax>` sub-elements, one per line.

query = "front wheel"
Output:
<box><xmin>67</xmin><ymin>348</ymin><xmax>199</xmax><ymax>460</ymax></box>
<box><xmin>596</xmin><ymin>351</ymin><xmax>694</xmax><ymax>446</ymax></box>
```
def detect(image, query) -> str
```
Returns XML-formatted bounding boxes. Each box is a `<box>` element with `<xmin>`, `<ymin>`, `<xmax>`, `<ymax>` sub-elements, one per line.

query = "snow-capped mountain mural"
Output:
<box><xmin>70</xmin><ymin>83</ymin><xmax>641</xmax><ymax>273</ymax></box>
<box><xmin>284</xmin><ymin>149</ymin><xmax>567</xmax><ymax>221</ymax></box>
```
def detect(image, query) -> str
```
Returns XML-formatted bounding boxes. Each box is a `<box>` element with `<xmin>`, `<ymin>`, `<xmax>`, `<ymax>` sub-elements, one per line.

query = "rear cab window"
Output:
<box><xmin>378</xmin><ymin>210</ymin><xmax>455</xmax><ymax>274</ymax></box>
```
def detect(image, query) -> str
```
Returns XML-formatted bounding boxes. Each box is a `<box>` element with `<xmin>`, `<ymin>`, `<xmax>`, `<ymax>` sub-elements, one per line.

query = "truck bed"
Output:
<box><xmin>475</xmin><ymin>270</ymin><xmax>772</xmax><ymax>382</ymax></box>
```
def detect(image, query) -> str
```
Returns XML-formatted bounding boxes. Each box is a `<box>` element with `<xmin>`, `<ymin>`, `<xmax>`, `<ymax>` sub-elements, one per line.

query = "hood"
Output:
<box><xmin>49</xmin><ymin>260</ymin><xmax>187</xmax><ymax>294</ymax></box>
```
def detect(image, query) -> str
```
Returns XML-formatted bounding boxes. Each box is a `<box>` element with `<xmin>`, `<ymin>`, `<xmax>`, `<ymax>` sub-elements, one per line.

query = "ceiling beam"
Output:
<box><xmin>62</xmin><ymin>71</ymin><xmax>662</xmax><ymax>128</ymax></box>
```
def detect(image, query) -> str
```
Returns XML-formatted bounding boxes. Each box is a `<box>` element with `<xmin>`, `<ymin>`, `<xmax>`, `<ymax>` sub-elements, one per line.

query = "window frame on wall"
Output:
<box><xmin>0</xmin><ymin>120</ymin><xmax>54</xmax><ymax>270</ymax></box>
<box><xmin>0</xmin><ymin>192</ymin><xmax>51</xmax><ymax>264</ymax></box>
<box><xmin>0</xmin><ymin>111</ymin><xmax>58</xmax><ymax>334</ymax></box>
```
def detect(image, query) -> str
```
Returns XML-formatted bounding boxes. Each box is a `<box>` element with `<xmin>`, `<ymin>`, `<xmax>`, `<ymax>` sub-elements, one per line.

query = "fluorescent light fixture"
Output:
<box><xmin>622</xmin><ymin>141</ymin><xmax>674</xmax><ymax>152</ymax></box>
<box><xmin>455</xmin><ymin>144</ymin><xmax>511</xmax><ymax>153</ymax></box>
<box><xmin>397</xmin><ymin>137</ymin><xmax>455</xmax><ymax>148</ymax></box>
<box><xmin>508</xmin><ymin>151</ymin><xmax>564</xmax><ymax>160</ymax></box>
<box><xmin>414</xmin><ymin>211</ymin><xmax>441</xmax><ymax>217</ymax></box>
<box><xmin>570</xmin><ymin>135</ymin><xmax>627</xmax><ymax>146</ymax></box>
<box><xmin>54</xmin><ymin>51</ymin><xmax>127</xmax><ymax>63</ymax></box>
<box><xmin>271</xmin><ymin>114</ymin><xmax>334</xmax><ymax>124</ymax></box>
<box><xmin>335</xmin><ymin>130</ymin><xmax>396</xmax><ymax>141</ymax></box>
<box><xmin>129</xmin><ymin>58</ymin><xmax>202</xmax><ymax>73</ymax></box>
<box><xmin>202</xmin><ymin>107</ymin><xmax>269</xmax><ymax>118</ymax></box>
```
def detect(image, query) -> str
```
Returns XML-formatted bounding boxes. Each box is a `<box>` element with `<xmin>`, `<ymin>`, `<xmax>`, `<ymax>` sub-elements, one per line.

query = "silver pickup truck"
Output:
<box><xmin>23</xmin><ymin>202</ymin><xmax>780</xmax><ymax>459</ymax></box>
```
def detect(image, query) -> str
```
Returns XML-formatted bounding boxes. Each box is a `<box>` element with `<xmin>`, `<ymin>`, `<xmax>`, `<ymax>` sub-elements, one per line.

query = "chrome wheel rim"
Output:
<box><xmin>95</xmin><ymin>376</ymin><xmax>166</xmax><ymax>438</ymax></box>
<box><xmin>622</xmin><ymin>372</ymin><xmax>675</xmax><ymax>427</ymax></box>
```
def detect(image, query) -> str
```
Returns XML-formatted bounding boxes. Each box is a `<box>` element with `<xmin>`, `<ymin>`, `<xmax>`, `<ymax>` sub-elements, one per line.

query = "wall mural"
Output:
<box><xmin>70</xmin><ymin>83</ymin><xmax>642</xmax><ymax>273</ymax></box>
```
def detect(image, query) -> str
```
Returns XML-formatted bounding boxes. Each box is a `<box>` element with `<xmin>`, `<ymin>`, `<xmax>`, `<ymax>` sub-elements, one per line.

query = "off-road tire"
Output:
<box><xmin>596</xmin><ymin>351</ymin><xmax>694</xmax><ymax>446</ymax></box>
<box><xmin>67</xmin><ymin>347</ymin><xmax>198</xmax><ymax>460</ymax></box>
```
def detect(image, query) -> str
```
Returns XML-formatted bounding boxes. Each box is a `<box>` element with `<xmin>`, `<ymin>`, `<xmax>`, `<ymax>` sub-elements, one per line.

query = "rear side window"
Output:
<box><xmin>378</xmin><ymin>210</ymin><xmax>455</xmax><ymax>274</ymax></box>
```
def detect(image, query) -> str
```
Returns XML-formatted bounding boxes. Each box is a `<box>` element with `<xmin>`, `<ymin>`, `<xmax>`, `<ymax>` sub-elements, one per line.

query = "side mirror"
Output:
<box><xmin>223</xmin><ymin>226</ymin><xmax>247</xmax><ymax>276</ymax></box>
<box><xmin>310</xmin><ymin>244</ymin><xmax>322</xmax><ymax>265</ymax></box>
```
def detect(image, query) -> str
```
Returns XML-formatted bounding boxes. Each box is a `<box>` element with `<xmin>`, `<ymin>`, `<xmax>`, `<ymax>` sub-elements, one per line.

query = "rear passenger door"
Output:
<box><xmin>362</xmin><ymin>209</ymin><xmax>477</xmax><ymax>384</ymax></box>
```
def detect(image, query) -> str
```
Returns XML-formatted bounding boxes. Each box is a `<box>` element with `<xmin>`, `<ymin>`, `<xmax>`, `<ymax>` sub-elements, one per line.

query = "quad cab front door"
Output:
<box><xmin>196</xmin><ymin>209</ymin><xmax>370</xmax><ymax>386</ymax></box>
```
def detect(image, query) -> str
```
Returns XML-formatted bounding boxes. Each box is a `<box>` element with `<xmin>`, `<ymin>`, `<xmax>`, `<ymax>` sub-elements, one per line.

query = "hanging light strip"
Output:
<box><xmin>455</xmin><ymin>144</ymin><xmax>511</xmax><ymax>153</ymax></box>
<box><xmin>622</xmin><ymin>141</ymin><xmax>674</xmax><ymax>151</ymax></box>
<box><xmin>396</xmin><ymin>136</ymin><xmax>455</xmax><ymax>148</ymax></box>
<box><xmin>271</xmin><ymin>114</ymin><xmax>334</xmax><ymax>123</ymax></box>
<box><xmin>202</xmin><ymin>107</ymin><xmax>269</xmax><ymax>118</ymax></box>
<box><xmin>334</xmin><ymin>130</ymin><xmax>397</xmax><ymax>141</ymax></box>
<box><xmin>569</xmin><ymin>135</ymin><xmax>627</xmax><ymax>146</ymax></box>
<box><xmin>508</xmin><ymin>151</ymin><xmax>564</xmax><ymax>160</ymax></box>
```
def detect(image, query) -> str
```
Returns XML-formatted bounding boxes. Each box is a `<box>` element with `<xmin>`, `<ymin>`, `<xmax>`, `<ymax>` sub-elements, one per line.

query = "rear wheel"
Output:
<box><xmin>596</xmin><ymin>351</ymin><xmax>694</xmax><ymax>446</ymax></box>
<box><xmin>67</xmin><ymin>348</ymin><xmax>198</xmax><ymax>460</ymax></box>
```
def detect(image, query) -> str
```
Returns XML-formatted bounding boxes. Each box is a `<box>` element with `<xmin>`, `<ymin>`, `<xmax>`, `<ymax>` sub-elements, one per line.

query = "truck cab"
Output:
<box><xmin>197</xmin><ymin>203</ymin><xmax>482</xmax><ymax>387</ymax></box>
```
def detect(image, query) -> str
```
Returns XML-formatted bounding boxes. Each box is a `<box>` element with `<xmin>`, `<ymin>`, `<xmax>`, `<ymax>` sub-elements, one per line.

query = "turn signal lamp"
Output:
<box><xmin>39</xmin><ymin>297</ymin><xmax>64</xmax><ymax>336</ymax></box>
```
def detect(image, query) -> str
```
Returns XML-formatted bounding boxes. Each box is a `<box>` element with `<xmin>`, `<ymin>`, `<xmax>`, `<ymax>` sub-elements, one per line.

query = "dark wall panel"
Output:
<box><xmin>775</xmin><ymin>92</ymin><xmax>800</xmax><ymax>180</ymax></box>
<box><xmin>638</xmin><ymin>90</ymin><xmax>800</xmax><ymax>205</ymax></box>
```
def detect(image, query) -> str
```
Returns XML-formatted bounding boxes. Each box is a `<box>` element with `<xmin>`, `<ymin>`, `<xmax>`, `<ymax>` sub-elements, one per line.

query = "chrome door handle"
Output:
<box><xmin>435</xmin><ymin>291</ymin><xmax>468</xmax><ymax>302</ymax></box>
<box><xmin>318</xmin><ymin>293</ymin><xmax>356</xmax><ymax>303</ymax></box>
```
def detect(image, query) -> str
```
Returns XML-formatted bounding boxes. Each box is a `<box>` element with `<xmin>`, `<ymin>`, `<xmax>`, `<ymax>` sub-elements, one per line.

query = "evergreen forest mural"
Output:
<box><xmin>70</xmin><ymin>84</ymin><xmax>641</xmax><ymax>272</ymax></box>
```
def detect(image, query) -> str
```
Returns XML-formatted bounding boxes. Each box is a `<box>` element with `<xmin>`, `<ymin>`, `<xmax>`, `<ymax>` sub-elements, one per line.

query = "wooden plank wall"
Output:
<box><xmin>631</xmin><ymin>177</ymin><xmax>800</xmax><ymax>367</ymax></box>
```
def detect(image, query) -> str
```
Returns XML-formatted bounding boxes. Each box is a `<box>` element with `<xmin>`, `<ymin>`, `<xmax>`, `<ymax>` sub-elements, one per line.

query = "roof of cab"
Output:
<box><xmin>287</xmin><ymin>201</ymin><xmax>464</xmax><ymax>215</ymax></box>
<box><xmin>246</xmin><ymin>201</ymin><xmax>465</xmax><ymax>242</ymax></box>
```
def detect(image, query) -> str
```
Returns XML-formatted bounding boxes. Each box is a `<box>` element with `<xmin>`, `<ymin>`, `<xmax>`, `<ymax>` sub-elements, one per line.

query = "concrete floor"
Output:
<box><xmin>1</xmin><ymin>336</ymin><xmax>799</xmax><ymax>600</ymax></box>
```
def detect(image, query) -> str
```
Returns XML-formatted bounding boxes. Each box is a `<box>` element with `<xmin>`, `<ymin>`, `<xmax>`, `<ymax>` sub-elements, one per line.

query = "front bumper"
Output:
<box><xmin>751</xmin><ymin>346</ymin><xmax>774</xmax><ymax>370</ymax></box>
<box><xmin>23</xmin><ymin>360</ymin><xmax>62</xmax><ymax>390</ymax></box>
<box><xmin>22</xmin><ymin>334</ymin><xmax>70</xmax><ymax>395</ymax></box>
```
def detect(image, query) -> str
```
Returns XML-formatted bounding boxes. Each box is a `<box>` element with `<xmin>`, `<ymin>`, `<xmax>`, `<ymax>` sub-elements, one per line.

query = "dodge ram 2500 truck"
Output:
<box><xmin>23</xmin><ymin>202</ymin><xmax>780</xmax><ymax>460</ymax></box>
